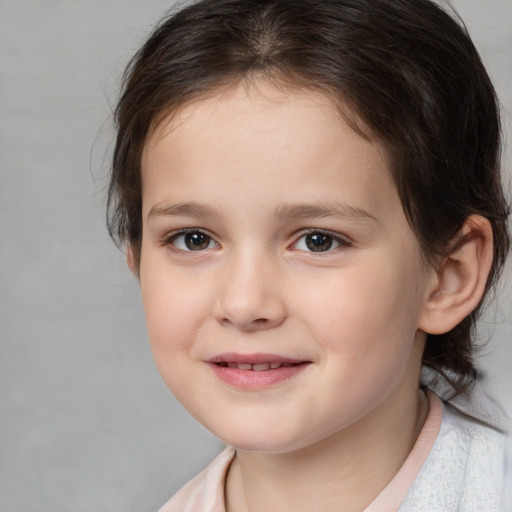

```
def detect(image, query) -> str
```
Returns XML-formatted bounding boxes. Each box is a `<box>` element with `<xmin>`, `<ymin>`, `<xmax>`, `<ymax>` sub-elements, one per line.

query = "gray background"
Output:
<box><xmin>0</xmin><ymin>1</ymin><xmax>511</xmax><ymax>511</ymax></box>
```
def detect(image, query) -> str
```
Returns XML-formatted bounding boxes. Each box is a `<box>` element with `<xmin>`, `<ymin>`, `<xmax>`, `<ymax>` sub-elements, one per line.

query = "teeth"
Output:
<box><xmin>222</xmin><ymin>362</ymin><xmax>287</xmax><ymax>371</ymax></box>
<box><xmin>252</xmin><ymin>363</ymin><xmax>270</xmax><ymax>371</ymax></box>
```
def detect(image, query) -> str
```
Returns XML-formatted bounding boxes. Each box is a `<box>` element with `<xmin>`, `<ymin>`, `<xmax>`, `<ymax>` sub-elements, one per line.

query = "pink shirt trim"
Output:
<box><xmin>363</xmin><ymin>390</ymin><xmax>443</xmax><ymax>511</ymax></box>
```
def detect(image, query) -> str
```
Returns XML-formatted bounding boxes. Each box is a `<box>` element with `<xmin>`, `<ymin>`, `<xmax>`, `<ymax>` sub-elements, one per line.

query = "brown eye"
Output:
<box><xmin>185</xmin><ymin>232</ymin><xmax>211</xmax><ymax>250</ymax></box>
<box><xmin>171</xmin><ymin>231</ymin><xmax>217</xmax><ymax>251</ymax></box>
<box><xmin>292</xmin><ymin>231</ymin><xmax>349</xmax><ymax>253</ymax></box>
<box><xmin>305</xmin><ymin>233</ymin><xmax>334</xmax><ymax>252</ymax></box>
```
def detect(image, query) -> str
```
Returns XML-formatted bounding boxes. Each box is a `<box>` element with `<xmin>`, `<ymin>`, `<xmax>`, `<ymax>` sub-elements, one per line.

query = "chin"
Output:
<box><xmin>212</xmin><ymin>424</ymin><xmax>317</xmax><ymax>454</ymax></box>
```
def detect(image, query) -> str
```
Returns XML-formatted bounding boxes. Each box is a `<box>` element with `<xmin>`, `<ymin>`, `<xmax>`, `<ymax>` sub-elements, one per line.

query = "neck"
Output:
<box><xmin>225</xmin><ymin>385</ymin><xmax>428</xmax><ymax>512</ymax></box>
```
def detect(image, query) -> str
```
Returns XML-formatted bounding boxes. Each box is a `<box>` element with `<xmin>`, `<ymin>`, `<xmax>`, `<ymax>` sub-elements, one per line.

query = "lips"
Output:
<box><xmin>207</xmin><ymin>353</ymin><xmax>311</xmax><ymax>388</ymax></box>
<box><xmin>216</xmin><ymin>361</ymin><xmax>301</xmax><ymax>371</ymax></box>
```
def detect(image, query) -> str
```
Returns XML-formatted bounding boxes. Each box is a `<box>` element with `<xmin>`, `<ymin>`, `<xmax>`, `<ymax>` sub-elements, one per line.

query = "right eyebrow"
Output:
<box><xmin>273</xmin><ymin>202</ymin><xmax>379</xmax><ymax>225</ymax></box>
<box><xmin>147</xmin><ymin>202</ymin><xmax>222</xmax><ymax>221</ymax></box>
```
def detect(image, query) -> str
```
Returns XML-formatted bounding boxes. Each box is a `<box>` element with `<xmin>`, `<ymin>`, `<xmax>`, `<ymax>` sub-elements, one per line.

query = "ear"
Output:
<box><xmin>126</xmin><ymin>244</ymin><xmax>140</xmax><ymax>278</ymax></box>
<box><xmin>419</xmin><ymin>215</ymin><xmax>494</xmax><ymax>335</ymax></box>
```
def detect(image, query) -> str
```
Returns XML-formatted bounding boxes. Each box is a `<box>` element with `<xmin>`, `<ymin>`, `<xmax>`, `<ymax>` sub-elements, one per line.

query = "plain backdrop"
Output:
<box><xmin>0</xmin><ymin>1</ymin><xmax>511</xmax><ymax>511</ymax></box>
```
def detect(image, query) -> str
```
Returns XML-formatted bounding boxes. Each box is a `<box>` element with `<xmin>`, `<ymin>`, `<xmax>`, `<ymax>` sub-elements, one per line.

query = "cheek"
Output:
<box><xmin>299</xmin><ymin>256</ymin><xmax>425</xmax><ymax>360</ymax></box>
<box><xmin>140</xmin><ymin>266</ymin><xmax>210</xmax><ymax>355</ymax></box>
<box><xmin>297</xmin><ymin>263</ymin><xmax>425</xmax><ymax>428</ymax></box>
<box><xmin>140</xmin><ymin>275</ymin><xmax>210</xmax><ymax>406</ymax></box>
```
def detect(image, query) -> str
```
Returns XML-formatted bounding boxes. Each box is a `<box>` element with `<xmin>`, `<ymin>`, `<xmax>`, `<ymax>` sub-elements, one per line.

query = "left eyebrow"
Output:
<box><xmin>147</xmin><ymin>202</ymin><xmax>222</xmax><ymax>221</ymax></box>
<box><xmin>273</xmin><ymin>202</ymin><xmax>378</xmax><ymax>224</ymax></box>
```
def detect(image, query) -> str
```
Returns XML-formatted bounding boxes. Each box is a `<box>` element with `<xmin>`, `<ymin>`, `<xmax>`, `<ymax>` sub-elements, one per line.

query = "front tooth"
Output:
<box><xmin>237</xmin><ymin>363</ymin><xmax>252</xmax><ymax>370</ymax></box>
<box><xmin>252</xmin><ymin>363</ymin><xmax>270</xmax><ymax>371</ymax></box>
<box><xmin>228</xmin><ymin>362</ymin><xmax>237</xmax><ymax>369</ymax></box>
<box><xmin>270</xmin><ymin>362</ymin><xmax>281</xmax><ymax>369</ymax></box>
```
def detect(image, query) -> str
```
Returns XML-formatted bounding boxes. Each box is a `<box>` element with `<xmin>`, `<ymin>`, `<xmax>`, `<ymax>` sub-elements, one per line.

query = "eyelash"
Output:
<box><xmin>162</xmin><ymin>228</ymin><xmax>353</xmax><ymax>254</ymax></box>
<box><xmin>163</xmin><ymin>228</ymin><xmax>220</xmax><ymax>252</ymax></box>
<box><xmin>290</xmin><ymin>229</ymin><xmax>353</xmax><ymax>253</ymax></box>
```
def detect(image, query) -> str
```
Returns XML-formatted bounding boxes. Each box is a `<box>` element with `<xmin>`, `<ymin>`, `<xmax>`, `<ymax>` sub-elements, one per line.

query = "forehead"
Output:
<box><xmin>146</xmin><ymin>79</ymin><xmax>377</xmax><ymax>158</ymax></box>
<box><xmin>140</xmin><ymin>82</ymin><xmax>398</xmax><ymax>222</ymax></box>
<box><xmin>144</xmin><ymin>81</ymin><xmax>387</xmax><ymax>165</ymax></box>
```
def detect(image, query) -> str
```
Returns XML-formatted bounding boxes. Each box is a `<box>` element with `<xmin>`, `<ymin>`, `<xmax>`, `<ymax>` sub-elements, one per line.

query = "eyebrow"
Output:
<box><xmin>148</xmin><ymin>202</ymin><xmax>221</xmax><ymax>220</ymax></box>
<box><xmin>273</xmin><ymin>202</ymin><xmax>378</xmax><ymax>224</ymax></box>
<box><xmin>147</xmin><ymin>201</ymin><xmax>378</xmax><ymax>224</ymax></box>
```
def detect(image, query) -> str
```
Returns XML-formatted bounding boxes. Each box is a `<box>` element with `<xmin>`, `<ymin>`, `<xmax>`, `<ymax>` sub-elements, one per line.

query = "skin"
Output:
<box><xmin>133</xmin><ymin>82</ymin><xmax>492</xmax><ymax>511</ymax></box>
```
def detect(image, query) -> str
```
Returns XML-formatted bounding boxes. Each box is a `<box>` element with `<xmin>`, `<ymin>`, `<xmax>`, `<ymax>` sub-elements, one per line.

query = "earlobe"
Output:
<box><xmin>419</xmin><ymin>215</ymin><xmax>493</xmax><ymax>335</ymax></box>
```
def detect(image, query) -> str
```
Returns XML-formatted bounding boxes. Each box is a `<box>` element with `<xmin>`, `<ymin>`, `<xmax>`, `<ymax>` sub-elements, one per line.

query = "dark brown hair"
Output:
<box><xmin>108</xmin><ymin>0</ymin><xmax>510</xmax><ymax>393</ymax></box>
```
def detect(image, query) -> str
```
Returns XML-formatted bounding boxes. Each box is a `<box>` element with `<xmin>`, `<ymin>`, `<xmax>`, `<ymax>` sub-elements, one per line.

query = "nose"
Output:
<box><xmin>213</xmin><ymin>251</ymin><xmax>286</xmax><ymax>332</ymax></box>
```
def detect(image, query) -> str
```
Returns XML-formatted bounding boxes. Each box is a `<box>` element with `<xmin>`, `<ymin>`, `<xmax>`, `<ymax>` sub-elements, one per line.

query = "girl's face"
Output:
<box><xmin>137</xmin><ymin>83</ymin><xmax>435</xmax><ymax>453</ymax></box>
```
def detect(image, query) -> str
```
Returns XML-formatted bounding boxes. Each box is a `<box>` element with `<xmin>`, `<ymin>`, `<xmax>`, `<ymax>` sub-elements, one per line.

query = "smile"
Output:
<box><xmin>207</xmin><ymin>353</ymin><xmax>311</xmax><ymax>389</ymax></box>
<box><xmin>216</xmin><ymin>361</ymin><xmax>300</xmax><ymax>371</ymax></box>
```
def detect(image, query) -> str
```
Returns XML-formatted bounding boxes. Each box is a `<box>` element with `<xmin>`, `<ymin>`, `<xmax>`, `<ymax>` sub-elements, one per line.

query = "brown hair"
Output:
<box><xmin>108</xmin><ymin>0</ymin><xmax>510</xmax><ymax>394</ymax></box>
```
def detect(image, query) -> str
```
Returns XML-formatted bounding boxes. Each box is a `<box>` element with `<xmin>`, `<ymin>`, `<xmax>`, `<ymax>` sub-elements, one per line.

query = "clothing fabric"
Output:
<box><xmin>159</xmin><ymin>388</ymin><xmax>511</xmax><ymax>512</ymax></box>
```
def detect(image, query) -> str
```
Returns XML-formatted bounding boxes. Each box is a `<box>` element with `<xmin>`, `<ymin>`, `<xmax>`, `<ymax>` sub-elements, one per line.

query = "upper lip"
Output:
<box><xmin>206</xmin><ymin>353</ymin><xmax>308</xmax><ymax>364</ymax></box>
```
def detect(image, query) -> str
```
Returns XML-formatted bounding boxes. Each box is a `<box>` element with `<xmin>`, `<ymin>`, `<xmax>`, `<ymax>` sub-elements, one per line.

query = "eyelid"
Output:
<box><xmin>289</xmin><ymin>228</ymin><xmax>354</xmax><ymax>252</ymax></box>
<box><xmin>163</xmin><ymin>227</ymin><xmax>220</xmax><ymax>252</ymax></box>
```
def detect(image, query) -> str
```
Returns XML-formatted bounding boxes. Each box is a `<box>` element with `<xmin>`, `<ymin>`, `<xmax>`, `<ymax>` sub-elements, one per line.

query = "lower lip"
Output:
<box><xmin>208</xmin><ymin>362</ymin><xmax>310</xmax><ymax>389</ymax></box>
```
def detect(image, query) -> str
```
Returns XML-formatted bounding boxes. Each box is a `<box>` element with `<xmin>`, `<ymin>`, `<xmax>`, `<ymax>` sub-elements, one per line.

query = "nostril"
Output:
<box><xmin>214</xmin><ymin>293</ymin><xmax>286</xmax><ymax>331</ymax></box>
<box><xmin>245</xmin><ymin>317</ymin><xmax>279</xmax><ymax>331</ymax></box>
<box><xmin>219</xmin><ymin>315</ymin><xmax>285</xmax><ymax>332</ymax></box>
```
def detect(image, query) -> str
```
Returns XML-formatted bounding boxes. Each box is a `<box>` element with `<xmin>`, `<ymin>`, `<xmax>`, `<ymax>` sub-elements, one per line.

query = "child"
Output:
<box><xmin>107</xmin><ymin>0</ymin><xmax>511</xmax><ymax>510</ymax></box>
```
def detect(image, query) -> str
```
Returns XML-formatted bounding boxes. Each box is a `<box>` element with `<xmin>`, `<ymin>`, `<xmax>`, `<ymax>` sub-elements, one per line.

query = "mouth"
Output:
<box><xmin>214</xmin><ymin>361</ymin><xmax>303</xmax><ymax>372</ymax></box>
<box><xmin>206</xmin><ymin>353</ymin><xmax>311</xmax><ymax>388</ymax></box>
